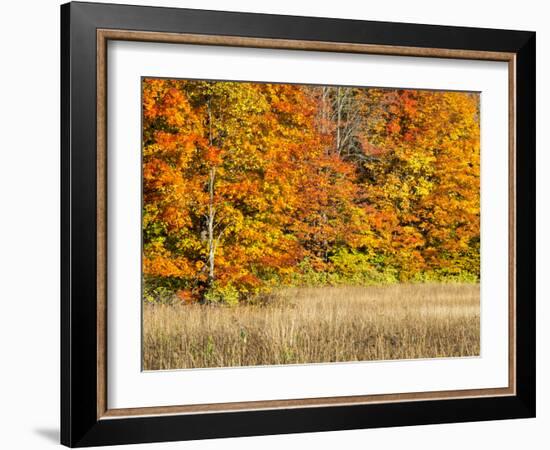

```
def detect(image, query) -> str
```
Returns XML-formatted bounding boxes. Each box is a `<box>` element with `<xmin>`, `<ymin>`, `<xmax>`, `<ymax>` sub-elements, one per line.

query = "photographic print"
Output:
<box><xmin>141</xmin><ymin>78</ymin><xmax>481</xmax><ymax>371</ymax></box>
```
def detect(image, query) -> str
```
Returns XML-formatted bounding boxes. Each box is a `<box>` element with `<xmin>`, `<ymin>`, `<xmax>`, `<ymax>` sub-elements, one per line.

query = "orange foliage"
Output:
<box><xmin>142</xmin><ymin>78</ymin><xmax>480</xmax><ymax>303</ymax></box>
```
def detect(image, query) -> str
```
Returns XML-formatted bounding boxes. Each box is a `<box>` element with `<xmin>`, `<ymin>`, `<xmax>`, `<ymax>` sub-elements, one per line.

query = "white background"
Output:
<box><xmin>108</xmin><ymin>42</ymin><xmax>509</xmax><ymax>409</ymax></box>
<box><xmin>0</xmin><ymin>0</ymin><xmax>546</xmax><ymax>449</ymax></box>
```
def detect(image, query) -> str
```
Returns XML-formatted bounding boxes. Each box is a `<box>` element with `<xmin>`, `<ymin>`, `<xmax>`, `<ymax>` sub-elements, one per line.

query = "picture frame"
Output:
<box><xmin>60</xmin><ymin>1</ymin><xmax>535</xmax><ymax>447</ymax></box>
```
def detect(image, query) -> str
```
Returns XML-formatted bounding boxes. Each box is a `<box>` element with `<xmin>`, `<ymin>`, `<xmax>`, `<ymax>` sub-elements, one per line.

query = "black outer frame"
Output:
<box><xmin>61</xmin><ymin>1</ymin><xmax>536</xmax><ymax>447</ymax></box>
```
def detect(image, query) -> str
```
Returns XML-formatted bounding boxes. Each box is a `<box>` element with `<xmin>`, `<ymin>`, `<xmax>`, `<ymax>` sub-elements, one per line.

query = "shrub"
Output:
<box><xmin>329</xmin><ymin>249</ymin><xmax>399</xmax><ymax>285</ymax></box>
<box><xmin>203</xmin><ymin>283</ymin><xmax>240</xmax><ymax>305</ymax></box>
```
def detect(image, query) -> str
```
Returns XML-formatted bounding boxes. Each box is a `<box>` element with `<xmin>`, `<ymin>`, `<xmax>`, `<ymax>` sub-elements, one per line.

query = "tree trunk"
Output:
<box><xmin>207</xmin><ymin>166</ymin><xmax>216</xmax><ymax>289</ymax></box>
<box><xmin>336</xmin><ymin>87</ymin><xmax>341</xmax><ymax>154</ymax></box>
<box><xmin>206</xmin><ymin>99</ymin><xmax>216</xmax><ymax>295</ymax></box>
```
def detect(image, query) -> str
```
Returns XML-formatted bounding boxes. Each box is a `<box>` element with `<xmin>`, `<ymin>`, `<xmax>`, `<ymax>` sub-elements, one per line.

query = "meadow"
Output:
<box><xmin>142</xmin><ymin>283</ymin><xmax>480</xmax><ymax>370</ymax></box>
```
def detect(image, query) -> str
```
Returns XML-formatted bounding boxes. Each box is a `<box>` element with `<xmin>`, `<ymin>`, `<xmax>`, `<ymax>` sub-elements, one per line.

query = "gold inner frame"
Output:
<box><xmin>96</xmin><ymin>29</ymin><xmax>517</xmax><ymax>420</ymax></box>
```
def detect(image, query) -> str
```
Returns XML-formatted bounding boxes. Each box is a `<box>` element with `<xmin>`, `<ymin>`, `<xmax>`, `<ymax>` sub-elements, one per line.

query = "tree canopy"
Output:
<box><xmin>142</xmin><ymin>78</ymin><xmax>480</xmax><ymax>304</ymax></box>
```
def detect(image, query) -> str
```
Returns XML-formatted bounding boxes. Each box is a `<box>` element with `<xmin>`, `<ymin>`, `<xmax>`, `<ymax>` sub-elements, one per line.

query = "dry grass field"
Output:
<box><xmin>142</xmin><ymin>283</ymin><xmax>480</xmax><ymax>370</ymax></box>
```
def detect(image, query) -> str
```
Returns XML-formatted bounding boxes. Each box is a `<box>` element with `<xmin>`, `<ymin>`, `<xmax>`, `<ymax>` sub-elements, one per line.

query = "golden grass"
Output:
<box><xmin>142</xmin><ymin>283</ymin><xmax>480</xmax><ymax>370</ymax></box>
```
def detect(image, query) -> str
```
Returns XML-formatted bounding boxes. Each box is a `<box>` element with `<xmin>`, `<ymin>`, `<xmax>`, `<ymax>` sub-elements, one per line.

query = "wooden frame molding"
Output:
<box><xmin>96</xmin><ymin>28</ymin><xmax>517</xmax><ymax>420</ymax></box>
<box><xmin>98</xmin><ymin>29</ymin><xmax>515</xmax><ymax>61</ymax></box>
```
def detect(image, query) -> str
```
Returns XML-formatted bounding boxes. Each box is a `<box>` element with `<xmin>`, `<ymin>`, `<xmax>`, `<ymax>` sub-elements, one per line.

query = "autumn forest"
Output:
<box><xmin>142</xmin><ymin>78</ymin><xmax>481</xmax><ymax>369</ymax></box>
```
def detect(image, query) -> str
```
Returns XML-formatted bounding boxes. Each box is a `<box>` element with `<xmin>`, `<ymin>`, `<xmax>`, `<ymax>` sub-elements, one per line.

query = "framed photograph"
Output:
<box><xmin>61</xmin><ymin>1</ymin><xmax>535</xmax><ymax>447</ymax></box>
